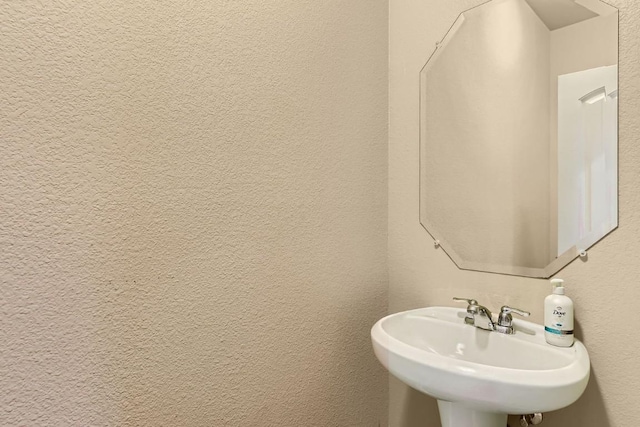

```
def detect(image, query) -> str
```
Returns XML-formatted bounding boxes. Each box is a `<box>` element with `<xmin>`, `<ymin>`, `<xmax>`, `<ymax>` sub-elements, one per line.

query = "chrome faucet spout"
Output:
<box><xmin>475</xmin><ymin>305</ymin><xmax>495</xmax><ymax>331</ymax></box>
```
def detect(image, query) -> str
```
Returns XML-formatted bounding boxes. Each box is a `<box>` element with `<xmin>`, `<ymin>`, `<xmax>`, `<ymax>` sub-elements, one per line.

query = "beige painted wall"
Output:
<box><xmin>0</xmin><ymin>1</ymin><xmax>388</xmax><ymax>425</ymax></box>
<box><xmin>390</xmin><ymin>0</ymin><xmax>639</xmax><ymax>426</ymax></box>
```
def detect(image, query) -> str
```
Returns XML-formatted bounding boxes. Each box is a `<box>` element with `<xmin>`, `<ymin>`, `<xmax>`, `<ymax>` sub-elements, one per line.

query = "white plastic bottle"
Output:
<box><xmin>544</xmin><ymin>278</ymin><xmax>574</xmax><ymax>347</ymax></box>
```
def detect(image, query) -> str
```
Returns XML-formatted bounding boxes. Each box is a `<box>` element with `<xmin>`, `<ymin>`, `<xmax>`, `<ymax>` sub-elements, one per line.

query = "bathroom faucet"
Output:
<box><xmin>453</xmin><ymin>298</ymin><xmax>530</xmax><ymax>334</ymax></box>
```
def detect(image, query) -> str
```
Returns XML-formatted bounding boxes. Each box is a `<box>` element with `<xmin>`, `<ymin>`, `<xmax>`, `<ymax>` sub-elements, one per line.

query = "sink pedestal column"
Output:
<box><xmin>437</xmin><ymin>401</ymin><xmax>507</xmax><ymax>427</ymax></box>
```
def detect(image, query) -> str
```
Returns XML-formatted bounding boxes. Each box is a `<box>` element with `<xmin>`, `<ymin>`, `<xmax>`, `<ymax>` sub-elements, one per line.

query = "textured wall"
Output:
<box><xmin>0</xmin><ymin>1</ymin><xmax>388</xmax><ymax>425</ymax></box>
<box><xmin>389</xmin><ymin>0</ymin><xmax>640</xmax><ymax>426</ymax></box>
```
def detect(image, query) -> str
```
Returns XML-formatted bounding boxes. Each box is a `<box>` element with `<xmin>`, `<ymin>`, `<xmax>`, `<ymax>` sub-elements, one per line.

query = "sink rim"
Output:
<box><xmin>374</xmin><ymin>307</ymin><xmax>589</xmax><ymax>383</ymax></box>
<box><xmin>371</xmin><ymin>306</ymin><xmax>590</xmax><ymax>413</ymax></box>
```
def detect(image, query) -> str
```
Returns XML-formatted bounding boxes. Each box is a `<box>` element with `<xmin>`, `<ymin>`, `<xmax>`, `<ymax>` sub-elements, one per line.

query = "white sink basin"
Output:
<box><xmin>371</xmin><ymin>306</ymin><xmax>590</xmax><ymax>427</ymax></box>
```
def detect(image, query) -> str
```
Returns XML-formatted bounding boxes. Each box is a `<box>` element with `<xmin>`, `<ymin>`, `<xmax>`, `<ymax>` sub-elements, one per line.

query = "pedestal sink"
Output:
<box><xmin>371</xmin><ymin>307</ymin><xmax>590</xmax><ymax>427</ymax></box>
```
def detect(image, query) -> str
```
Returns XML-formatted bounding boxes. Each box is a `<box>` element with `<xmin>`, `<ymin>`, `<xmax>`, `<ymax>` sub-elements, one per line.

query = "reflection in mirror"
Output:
<box><xmin>419</xmin><ymin>0</ymin><xmax>618</xmax><ymax>278</ymax></box>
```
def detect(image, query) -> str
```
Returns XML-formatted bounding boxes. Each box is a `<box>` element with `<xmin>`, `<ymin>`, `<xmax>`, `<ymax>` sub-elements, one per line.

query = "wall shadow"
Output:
<box><xmin>507</xmin><ymin>366</ymin><xmax>611</xmax><ymax>426</ymax></box>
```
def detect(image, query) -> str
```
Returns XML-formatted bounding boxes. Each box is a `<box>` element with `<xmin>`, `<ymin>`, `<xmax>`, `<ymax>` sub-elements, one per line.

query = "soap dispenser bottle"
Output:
<box><xmin>544</xmin><ymin>278</ymin><xmax>574</xmax><ymax>347</ymax></box>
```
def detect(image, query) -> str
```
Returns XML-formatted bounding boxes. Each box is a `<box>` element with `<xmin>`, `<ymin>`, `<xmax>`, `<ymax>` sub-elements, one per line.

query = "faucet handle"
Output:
<box><xmin>453</xmin><ymin>297</ymin><xmax>478</xmax><ymax>306</ymax></box>
<box><xmin>500</xmin><ymin>305</ymin><xmax>530</xmax><ymax>318</ymax></box>
<box><xmin>495</xmin><ymin>306</ymin><xmax>530</xmax><ymax>334</ymax></box>
<box><xmin>453</xmin><ymin>298</ymin><xmax>481</xmax><ymax>326</ymax></box>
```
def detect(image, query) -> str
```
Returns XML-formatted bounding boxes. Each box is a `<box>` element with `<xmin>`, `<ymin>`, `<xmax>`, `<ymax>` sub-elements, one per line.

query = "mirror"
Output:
<box><xmin>419</xmin><ymin>0</ymin><xmax>618</xmax><ymax>278</ymax></box>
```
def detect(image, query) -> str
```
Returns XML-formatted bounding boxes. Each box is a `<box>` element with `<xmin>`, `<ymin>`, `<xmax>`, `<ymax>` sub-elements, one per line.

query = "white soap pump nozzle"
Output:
<box><xmin>550</xmin><ymin>278</ymin><xmax>565</xmax><ymax>295</ymax></box>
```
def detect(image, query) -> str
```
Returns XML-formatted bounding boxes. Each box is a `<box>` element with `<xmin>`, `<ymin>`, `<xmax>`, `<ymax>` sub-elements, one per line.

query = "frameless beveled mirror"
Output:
<box><xmin>419</xmin><ymin>0</ymin><xmax>618</xmax><ymax>278</ymax></box>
